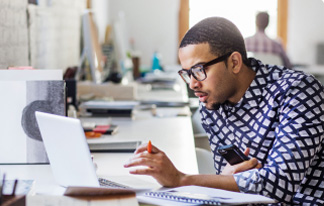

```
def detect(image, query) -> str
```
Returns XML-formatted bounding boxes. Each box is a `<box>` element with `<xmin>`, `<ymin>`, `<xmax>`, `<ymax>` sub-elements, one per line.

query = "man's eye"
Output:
<box><xmin>192</xmin><ymin>66</ymin><xmax>203</xmax><ymax>72</ymax></box>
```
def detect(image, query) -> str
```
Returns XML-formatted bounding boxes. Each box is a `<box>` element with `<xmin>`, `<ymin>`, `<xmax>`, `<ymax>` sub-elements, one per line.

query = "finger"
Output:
<box><xmin>128</xmin><ymin>167</ymin><xmax>154</xmax><ymax>175</ymax></box>
<box><xmin>250</xmin><ymin>158</ymin><xmax>261</xmax><ymax>168</ymax></box>
<box><xmin>148</xmin><ymin>144</ymin><xmax>159</xmax><ymax>154</ymax></box>
<box><xmin>134</xmin><ymin>143</ymin><xmax>149</xmax><ymax>154</ymax></box>
<box><xmin>232</xmin><ymin>158</ymin><xmax>258</xmax><ymax>173</ymax></box>
<box><xmin>124</xmin><ymin>155</ymin><xmax>157</xmax><ymax>168</ymax></box>
<box><xmin>244</xmin><ymin>147</ymin><xmax>250</xmax><ymax>156</ymax></box>
<box><xmin>256</xmin><ymin>161</ymin><xmax>262</xmax><ymax>169</ymax></box>
<box><xmin>134</xmin><ymin>142</ymin><xmax>160</xmax><ymax>154</ymax></box>
<box><xmin>245</xmin><ymin>158</ymin><xmax>262</xmax><ymax>170</ymax></box>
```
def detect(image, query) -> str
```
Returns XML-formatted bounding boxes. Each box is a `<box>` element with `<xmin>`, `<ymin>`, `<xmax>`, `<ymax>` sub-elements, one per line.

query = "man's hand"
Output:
<box><xmin>124</xmin><ymin>142</ymin><xmax>185</xmax><ymax>187</ymax></box>
<box><xmin>221</xmin><ymin>148</ymin><xmax>262</xmax><ymax>175</ymax></box>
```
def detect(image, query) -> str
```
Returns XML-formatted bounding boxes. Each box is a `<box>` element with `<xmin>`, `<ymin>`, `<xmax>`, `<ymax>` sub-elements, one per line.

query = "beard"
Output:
<box><xmin>208</xmin><ymin>100</ymin><xmax>234</xmax><ymax>111</ymax></box>
<box><xmin>203</xmin><ymin>101</ymin><xmax>221</xmax><ymax>110</ymax></box>
<box><xmin>211</xmin><ymin>102</ymin><xmax>221</xmax><ymax>110</ymax></box>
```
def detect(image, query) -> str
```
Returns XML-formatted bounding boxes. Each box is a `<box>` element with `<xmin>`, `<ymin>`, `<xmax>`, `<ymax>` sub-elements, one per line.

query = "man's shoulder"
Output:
<box><xmin>263</xmin><ymin>65</ymin><xmax>323</xmax><ymax>94</ymax></box>
<box><xmin>264</xmin><ymin>65</ymin><xmax>306</xmax><ymax>80</ymax></box>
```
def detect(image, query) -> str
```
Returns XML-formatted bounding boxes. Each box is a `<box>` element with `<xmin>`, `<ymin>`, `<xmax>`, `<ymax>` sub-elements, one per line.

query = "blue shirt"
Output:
<box><xmin>199</xmin><ymin>58</ymin><xmax>324</xmax><ymax>205</ymax></box>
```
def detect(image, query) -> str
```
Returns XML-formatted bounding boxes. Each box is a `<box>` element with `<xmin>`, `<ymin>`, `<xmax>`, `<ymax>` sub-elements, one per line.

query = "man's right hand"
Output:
<box><xmin>124</xmin><ymin>142</ymin><xmax>186</xmax><ymax>187</ymax></box>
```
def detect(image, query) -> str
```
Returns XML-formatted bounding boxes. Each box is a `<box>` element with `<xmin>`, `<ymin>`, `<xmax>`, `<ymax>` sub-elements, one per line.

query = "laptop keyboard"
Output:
<box><xmin>98</xmin><ymin>178</ymin><xmax>130</xmax><ymax>189</ymax></box>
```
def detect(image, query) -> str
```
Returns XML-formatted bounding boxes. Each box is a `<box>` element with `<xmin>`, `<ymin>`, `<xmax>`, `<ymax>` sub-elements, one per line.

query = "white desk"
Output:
<box><xmin>296</xmin><ymin>65</ymin><xmax>324</xmax><ymax>76</ymax></box>
<box><xmin>85</xmin><ymin>109</ymin><xmax>198</xmax><ymax>175</ymax></box>
<box><xmin>0</xmin><ymin>109</ymin><xmax>198</xmax><ymax>196</ymax></box>
<box><xmin>0</xmin><ymin>70</ymin><xmax>199</xmax><ymax>205</ymax></box>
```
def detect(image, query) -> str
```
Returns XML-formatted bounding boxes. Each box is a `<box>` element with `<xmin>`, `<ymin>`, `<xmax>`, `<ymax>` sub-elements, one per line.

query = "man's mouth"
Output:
<box><xmin>195</xmin><ymin>91</ymin><xmax>208</xmax><ymax>102</ymax></box>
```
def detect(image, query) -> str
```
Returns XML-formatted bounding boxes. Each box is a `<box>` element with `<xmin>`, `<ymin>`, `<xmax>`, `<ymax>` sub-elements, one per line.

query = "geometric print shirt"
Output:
<box><xmin>199</xmin><ymin>58</ymin><xmax>324</xmax><ymax>205</ymax></box>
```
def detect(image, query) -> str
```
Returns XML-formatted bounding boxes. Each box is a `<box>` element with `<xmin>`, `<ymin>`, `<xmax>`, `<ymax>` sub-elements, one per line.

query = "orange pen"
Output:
<box><xmin>85</xmin><ymin>131</ymin><xmax>102</xmax><ymax>139</ymax></box>
<box><xmin>147</xmin><ymin>140</ymin><xmax>152</xmax><ymax>153</ymax></box>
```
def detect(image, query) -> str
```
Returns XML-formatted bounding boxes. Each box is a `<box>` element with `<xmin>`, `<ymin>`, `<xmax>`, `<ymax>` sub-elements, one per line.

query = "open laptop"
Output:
<box><xmin>35</xmin><ymin>111</ymin><xmax>155</xmax><ymax>191</ymax></box>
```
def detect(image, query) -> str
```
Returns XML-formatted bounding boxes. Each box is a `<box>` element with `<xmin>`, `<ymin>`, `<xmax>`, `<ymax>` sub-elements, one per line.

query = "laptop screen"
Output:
<box><xmin>35</xmin><ymin>111</ymin><xmax>100</xmax><ymax>187</ymax></box>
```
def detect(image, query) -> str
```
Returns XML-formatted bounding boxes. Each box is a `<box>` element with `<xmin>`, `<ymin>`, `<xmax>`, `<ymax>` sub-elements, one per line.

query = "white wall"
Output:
<box><xmin>287</xmin><ymin>0</ymin><xmax>324</xmax><ymax>65</ymax></box>
<box><xmin>1</xmin><ymin>0</ymin><xmax>322</xmax><ymax>72</ymax></box>
<box><xmin>97</xmin><ymin>0</ymin><xmax>324</xmax><ymax>68</ymax></box>
<box><xmin>0</xmin><ymin>0</ymin><xmax>29</xmax><ymax>68</ymax></box>
<box><xmin>0</xmin><ymin>0</ymin><xmax>85</xmax><ymax>70</ymax></box>
<box><xmin>29</xmin><ymin>1</ymin><xmax>85</xmax><ymax>70</ymax></box>
<box><xmin>107</xmin><ymin>0</ymin><xmax>180</xmax><ymax>67</ymax></box>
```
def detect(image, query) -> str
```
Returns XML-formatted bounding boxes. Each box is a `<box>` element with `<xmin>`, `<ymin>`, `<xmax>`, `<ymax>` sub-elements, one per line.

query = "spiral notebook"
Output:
<box><xmin>138</xmin><ymin>185</ymin><xmax>276</xmax><ymax>206</ymax></box>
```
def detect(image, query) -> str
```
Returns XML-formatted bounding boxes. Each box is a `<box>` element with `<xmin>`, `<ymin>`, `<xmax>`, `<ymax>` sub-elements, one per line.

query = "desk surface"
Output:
<box><xmin>84</xmin><ymin>109</ymin><xmax>198</xmax><ymax>174</ymax></box>
<box><xmin>0</xmin><ymin>109</ymin><xmax>198</xmax><ymax>196</ymax></box>
<box><xmin>296</xmin><ymin>65</ymin><xmax>324</xmax><ymax>76</ymax></box>
<box><xmin>0</xmin><ymin>74</ymin><xmax>199</xmax><ymax>204</ymax></box>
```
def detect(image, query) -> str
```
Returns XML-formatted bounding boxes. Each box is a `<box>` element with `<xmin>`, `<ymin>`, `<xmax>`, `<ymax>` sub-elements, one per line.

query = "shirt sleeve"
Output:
<box><xmin>233</xmin><ymin>75</ymin><xmax>324</xmax><ymax>203</ymax></box>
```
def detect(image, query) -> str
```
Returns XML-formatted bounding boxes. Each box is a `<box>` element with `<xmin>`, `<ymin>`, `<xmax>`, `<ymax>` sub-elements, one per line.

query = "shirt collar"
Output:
<box><xmin>238</xmin><ymin>58</ymin><xmax>268</xmax><ymax>108</ymax></box>
<box><xmin>201</xmin><ymin>58</ymin><xmax>269</xmax><ymax>112</ymax></box>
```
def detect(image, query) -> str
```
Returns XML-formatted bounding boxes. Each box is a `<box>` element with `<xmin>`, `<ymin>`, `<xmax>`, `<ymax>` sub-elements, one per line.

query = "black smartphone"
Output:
<box><xmin>217</xmin><ymin>144</ymin><xmax>250</xmax><ymax>165</ymax></box>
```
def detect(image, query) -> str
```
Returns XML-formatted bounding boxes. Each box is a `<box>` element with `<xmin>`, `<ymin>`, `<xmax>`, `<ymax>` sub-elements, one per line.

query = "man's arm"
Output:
<box><xmin>232</xmin><ymin>75</ymin><xmax>324</xmax><ymax>203</ymax></box>
<box><xmin>124</xmin><ymin>142</ymin><xmax>260</xmax><ymax>191</ymax></box>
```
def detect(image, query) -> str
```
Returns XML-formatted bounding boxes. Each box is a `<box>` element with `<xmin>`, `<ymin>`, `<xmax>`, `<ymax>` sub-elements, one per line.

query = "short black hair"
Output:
<box><xmin>179</xmin><ymin>17</ymin><xmax>249</xmax><ymax>65</ymax></box>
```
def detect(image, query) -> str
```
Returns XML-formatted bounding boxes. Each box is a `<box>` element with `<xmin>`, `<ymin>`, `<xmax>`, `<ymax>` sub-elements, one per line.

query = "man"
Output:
<box><xmin>124</xmin><ymin>17</ymin><xmax>324</xmax><ymax>205</ymax></box>
<box><xmin>245</xmin><ymin>12</ymin><xmax>292</xmax><ymax>68</ymax></box>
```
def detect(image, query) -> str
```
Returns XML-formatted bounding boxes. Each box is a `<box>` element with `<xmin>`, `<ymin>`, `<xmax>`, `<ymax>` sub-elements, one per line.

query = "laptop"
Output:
<box><xmin>35</xmin><ymin>111</ymin><xmax>155</xmax><ymax>191</ymax></box>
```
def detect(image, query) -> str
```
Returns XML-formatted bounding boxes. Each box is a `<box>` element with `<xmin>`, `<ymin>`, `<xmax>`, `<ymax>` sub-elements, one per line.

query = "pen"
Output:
<box><xmin>12</xmin><ymin>179</ymin><xmax>18</xmax><ymax>196</ymax></box>
<box><xmin>0</xmin><ymin>189</ymin><xmax>1</xmax><ymax>204</ymax></box>
<box><xmin>0</xmin><ymin>173</ymin><xmax>5</xmax><ymax>204</ymax></box>
<box><xmin>147</xmin><ymin>140</ymin><xmax>152</xmax><ymax>153</ymax></box>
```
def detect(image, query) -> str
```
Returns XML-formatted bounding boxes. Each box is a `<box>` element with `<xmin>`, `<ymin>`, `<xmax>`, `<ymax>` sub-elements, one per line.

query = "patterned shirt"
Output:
<box><xmin>245</xmin><ymin>31</ymin><xmax>292</xmax><ymax>68</ymax></box>
<box><xmin>199</xmin><ymin>58</ymin><xmax>324</xmax><ymax>205</ymax></box>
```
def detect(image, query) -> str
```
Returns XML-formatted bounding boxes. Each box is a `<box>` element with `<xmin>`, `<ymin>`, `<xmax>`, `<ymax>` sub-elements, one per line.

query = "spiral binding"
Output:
<box><xmin>145</xmin><ymin>191</ymin><xmax>221</xmax><ymax>205</ymax></box>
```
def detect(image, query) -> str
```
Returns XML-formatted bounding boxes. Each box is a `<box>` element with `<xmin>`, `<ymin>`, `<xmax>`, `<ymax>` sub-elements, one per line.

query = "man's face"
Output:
<box><xmin>178</xmin><ymin>43</ymin><xmax>237</xmax><ymax>110</ymax></box>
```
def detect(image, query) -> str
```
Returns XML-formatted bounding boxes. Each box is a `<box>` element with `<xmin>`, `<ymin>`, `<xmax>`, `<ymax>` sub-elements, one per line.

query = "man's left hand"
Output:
<box><xmin>221</xmin><ymin>148</ymin><xmax>262</xmax><ymax>175</ymax></box>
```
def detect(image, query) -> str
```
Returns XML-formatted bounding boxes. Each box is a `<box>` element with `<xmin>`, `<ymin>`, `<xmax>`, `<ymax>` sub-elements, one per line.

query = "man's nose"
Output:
<box><xmin>189</xmin><ymin>76</ymin><xmax>200</xmax><ymax>90</ymax></box>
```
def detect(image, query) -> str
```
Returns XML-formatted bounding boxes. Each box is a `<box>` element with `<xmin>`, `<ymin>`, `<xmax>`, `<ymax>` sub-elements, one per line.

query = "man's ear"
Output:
<box><xmin>228</xmin><ymin>52</ymin><xmax>243</xmax><ymax>74</ymax></box>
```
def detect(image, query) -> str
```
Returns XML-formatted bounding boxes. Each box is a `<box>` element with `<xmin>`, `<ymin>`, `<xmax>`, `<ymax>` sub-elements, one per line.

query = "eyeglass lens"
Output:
<box><xmin>179</xmin><ymin>71</ymin><xmax>191</xmax><ymax>83</ymax></box>
<box><xmin>192</xmin><ymin>66</ymin><xmax>205</xmax><ymax>80</ymax></box>
<box><xmin>179</xmin><ymin>65</ymin><xmax>205</xmax><ymax>83</ymax></box>
<box><xmin>178</xmin><ymin>52</ymin><xmax>232</xmax><ymax>83</ymax></box>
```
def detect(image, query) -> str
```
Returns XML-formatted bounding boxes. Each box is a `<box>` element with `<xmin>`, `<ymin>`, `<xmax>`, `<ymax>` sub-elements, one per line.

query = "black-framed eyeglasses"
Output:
<box><xmin>178</xmin><ymin>52</ymin><xmax>232</xmax><ymax>84</ymax></box>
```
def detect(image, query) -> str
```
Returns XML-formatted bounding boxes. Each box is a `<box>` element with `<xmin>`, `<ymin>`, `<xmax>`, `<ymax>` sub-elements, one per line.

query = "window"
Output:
<box><xmin>189</xmin><ymin>0</ymin><xmax>278</xmax><ymax>38</ymax></box>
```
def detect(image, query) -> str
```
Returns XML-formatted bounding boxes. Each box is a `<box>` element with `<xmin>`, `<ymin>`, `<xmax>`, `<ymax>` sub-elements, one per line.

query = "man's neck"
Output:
<box><xmin>230</xmin><ymin>65</ymin><xmax>256</xmax><ymax>104</ymax></box>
